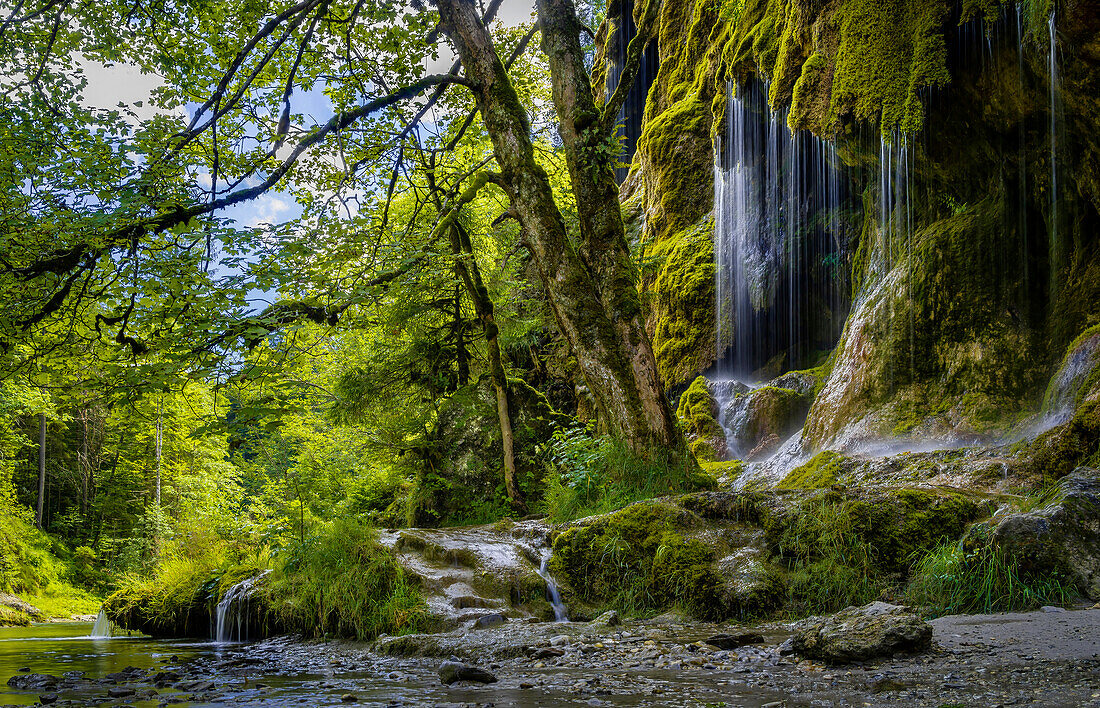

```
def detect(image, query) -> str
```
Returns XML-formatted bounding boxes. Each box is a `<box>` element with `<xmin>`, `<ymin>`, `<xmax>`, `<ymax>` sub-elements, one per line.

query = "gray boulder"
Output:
<box><xmin>438</xmin><ymin>660</ymin><xmax>498</xmax><ymax>685</ymax></box>
<box><xmin>986</xmin><ymin>466</ymin><xmax>1100</xmax><ymax>599</ymax></box>
<box><xmin>791</xmin><ymin>602</ymin><xmax>932</xmax><ymax>663</ymax></box>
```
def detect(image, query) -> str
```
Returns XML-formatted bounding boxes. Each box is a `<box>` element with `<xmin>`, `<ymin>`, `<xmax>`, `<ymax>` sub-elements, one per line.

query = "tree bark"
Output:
<box><xmin>428</xmin><ymin>169</ymin><xmax>524</xmax><ymax>507</ymax></box>
<box><xmin>452</xmin><ymin>221</ymin><xmax>523</xmax><ymax>508</ymax></box>
<box><xmin>155</xmin><ymin>397</ymin><xmax>163</xmax><ymax>507</ymax></box>
<box><xmin>36</xmin><ymin>413</ymin><xmax>46</xmax><ymax>529</ymax></box>
<box><xmin>434</xmin><ymin>0</ymin><xmax>683</xmax><ymax>453</ymax></box>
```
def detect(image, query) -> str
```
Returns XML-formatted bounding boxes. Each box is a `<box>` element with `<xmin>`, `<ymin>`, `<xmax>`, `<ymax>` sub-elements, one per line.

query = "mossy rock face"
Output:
<box><xmin>723</xmin><ymin>385</ymin><xmax>811</xmax><ymax>459</ymax></box>
<box><xmin>778</xmin><ymin>450</ymin><xmax>847</xmax><ymax>489</ymax></box>
<box><xmin>104</xmin><ymin>568</ymin><xmax>275</xmax><ymax>639</ymax></box>
<box><xmin>407</xmin><ymin>378</ymin><xmax>572</xmax><ymax>527</ymax></box>
<box><xmin>0</xmin><ymin>604</ymin><xmax>30</xmax><ymax>627</ymax></box>
<box><xmin>550</xmin><ymin>502</ymin><xmax>747</xmax><ymax>620</ymax></box>
<box><xmin>1042</xmin><ymin>324</ymin><xmax>1100</xmax><ymax>422</ymax></box>
<box><xmin>625</xmin><ymin>0</ymin><xmax>1100</xmax><ymax>437</ymax></box>
<box><xmin>676</xmin><ymin>375</ymin><xmax>727</xmax><ymax>461</ymax></box>
<box><xmin>971</xmin><ymin>467</ymin><xmax>1100</xmax><ymax>599</ymax></box>
<box><xmin>680</xmin><ymin>486</ymin><xmax>989</xmax><ymax>574</ymax></box>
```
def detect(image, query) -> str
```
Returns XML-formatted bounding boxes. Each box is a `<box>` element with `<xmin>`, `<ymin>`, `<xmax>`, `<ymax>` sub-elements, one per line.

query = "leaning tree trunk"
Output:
<box><xmin>36</xmin><ymin>413</ymin><xmax>46</xmax><ymax>529</ymax></box>
<box><xmin>450</xmin><ymin>221</ymin><xmax>523</xmax><ymax>507</ymax></box>
<box><xmin>435</xmin><ymin>0</ymin><xmax>683</xmax><ymax>453</ymax></box>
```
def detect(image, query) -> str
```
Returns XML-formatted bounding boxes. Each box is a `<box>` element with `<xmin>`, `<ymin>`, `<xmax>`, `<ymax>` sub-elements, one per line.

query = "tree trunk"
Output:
<box><xmin>452</xmin><ymin>221</ymin><xmax>523</xmax><ymax>508</ymax></box>
<box><xmin>435</xmin><ymin>0</ymin><xmax>683</xmax><ymax>454</ymax></box>
<box><xmin>36</xmin><ymin>413</ymin><xmax>46</xmax><ymax>529</ymax></box>
<box><xmin>155</xmin><ymin>397</ymin><xmax>163</xmax><ymax>507</ymax></box>
<box><xmin>428</xmin><ymin>167</ymin><xmax>524</xmax><ymax>507</ymax></box>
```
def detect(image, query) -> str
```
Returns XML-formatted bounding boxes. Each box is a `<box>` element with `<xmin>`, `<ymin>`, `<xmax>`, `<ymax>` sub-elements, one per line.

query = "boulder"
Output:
<box><xmin>985</xmin><ymin>466</ymin><xmax>1100</xmax><ymax>599</ymax></box>
<box><xmin>6</xmin><ymin>674</ymin><xmax>58</xmax><ymax>690</ymax></box>
<box><xmin>438</xmin><ymin>660</ymin><xmax>498</xmax><ymax>685</ymax></box>
<box><xmin>705</xmin><ymin>631</ymin><xmax>764</xmax><ymax>649</ymax></box>
<box><xmin>791</xmin><ymin>602</ymin><xmax>932</xmax><ymax>663</ymax></box>
<box><xmin>592</xmin><ymin>610</ymin><xmax>621</xmax><ymax>627</ymax></box>
<box><xmin>0</xmin><ymin>594</ymin><xmax>43</xmax><ymax>619</ymax></box>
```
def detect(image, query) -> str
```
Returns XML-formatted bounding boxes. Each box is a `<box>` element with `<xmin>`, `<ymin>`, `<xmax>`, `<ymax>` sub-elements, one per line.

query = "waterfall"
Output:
<box><xmin>214</xmin><ymin>571</ymin><xmax>269</xmax><ymax>643</ymax></box>
<box><xmin>90</xmin><ymin>608</ymin><xmax>111</xmax><ymax>639</ymax></box>
<box><xmin>713</xmin><ymin>80</ymin><xmax>847</xmax><ymax>378</ymax></box>
<box><xmin>535</xmin><ymin>550</ymin><xmax>568</xmax><ymax>622</ymax></box>
<box><xmin>1048</xmin><ymin>10</ymin><xmax>1060</xmax><ymax>296</ymax></box>
<box><xmin>605</xmin><ymin>0</ymin><xmax>658</xmax><ymax>182</ymax></box>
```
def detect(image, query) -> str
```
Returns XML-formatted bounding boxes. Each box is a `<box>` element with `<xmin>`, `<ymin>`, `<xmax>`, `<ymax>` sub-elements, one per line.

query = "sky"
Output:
<box><xmin>80</xmin><ymin>1</ymin><xmax>539</xmax><ymax>234</ymax></box>
<box><xmin>77</xmin><ymin>1</ymin><xmax>538</xmax><ymax>305</ymax></box>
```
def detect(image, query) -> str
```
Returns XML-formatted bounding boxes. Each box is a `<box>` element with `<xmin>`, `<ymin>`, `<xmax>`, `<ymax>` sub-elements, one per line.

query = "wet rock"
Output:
<box><xmin>61</xmin><ymin>671</ymin><xmax>85</xmax><ymax>680</ymax></box>
<box><xmin>981</xmin><ymin>467</ymin><xmax>1100</xmax><ymax>599</ymax></box>
<box><xmin>6</xmin><ymin>673</ymin><xmax>58</xmax><ymax>690</ymax></box>
<box><xmin>592</xmin><ymin>610</ymin><xmax>621</xmax><ymax>627</ymax></box>
<box><xmin>438</xmin><ymin>660</ymin><xmax>498</xmax><ymax>685</ymax></box>
<box><xmin>0</xmin><ymin>593</ymin><xmax>44</xmax><ymax>619</ymax></box>
<box><xmin>722</xmin><ymin>385</ymin><xmax>811</xmax><ymax>460</ymax></box>
<box><xmin>550</xmin><ymin>634</ymin><xmax>571</xmax><ymax>646</ymax></box>
<box><xmin>38</xmin><ymin>693</ymin><xmax>58</xmax><ymax>704</ymax></box>
<box><xmin>473</xmin><ymin>613</ymin><xmax>506</xmax><ymax>629</ymax></box>
<box><xmin>705</xmin><ymin>631</ymin><xmax>764</xmax><ymax>649</ymax></box>
<box><xmin>340</xmin><ymin>693</ymin><xmax>358</xmax><ymax>702</ymax></box>
<box><xmin>107</xmin><ymin>686</ymin><xmax>136</xmax><ymax>698</ymax></box>
<box><xmin>528</xmin><ymin>647</ymin><xmax>564</xmax><ymax>660</ymax></box>
<box><xmin>792</xmin><ymin>602</ymin><xmax>932</xmax><ymax>663</ymax></box>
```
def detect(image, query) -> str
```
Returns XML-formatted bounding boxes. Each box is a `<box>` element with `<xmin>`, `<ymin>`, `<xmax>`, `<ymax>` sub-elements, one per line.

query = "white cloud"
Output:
<box><xmin>244</xmin><ymin>194</ymin><xmax>295</xmax><ymax>229</ymax></box>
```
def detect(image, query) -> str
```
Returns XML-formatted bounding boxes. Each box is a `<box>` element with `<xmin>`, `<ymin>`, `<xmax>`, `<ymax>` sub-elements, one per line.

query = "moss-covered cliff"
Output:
<box><xmin>627</xmin><ymin>0</ymin><xmax>1100</xmax><ymax>447</ymax></box>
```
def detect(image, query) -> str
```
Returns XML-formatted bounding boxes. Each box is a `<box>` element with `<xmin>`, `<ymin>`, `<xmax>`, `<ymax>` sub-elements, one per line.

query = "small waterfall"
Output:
<box><xmin>1048</xmin><ymin>10</ymin><xmax>1061</xmax><ymax>296</ymax></box>
<box><xmin>605</xmin><ymin>0</ymin><xmax>658</xmax><ymax>182</ymax></box>
<box><xmin>714</xmin><ymin>79</ymin><xmax>847</xmax><ymax>378</ymax></box>
<box><xmin>214</xmin><ymin>571</ymin><xmax>269</xmax><ymax>643</ymax></box>
<box><xmin>536</xmin><ymin>550</ymin><xmax>568</xmax><ymax>622</ymax></box>
<box><xmin>90</xmin><ymin>608</ymin><xmax>111</xmax><ymax>639</ymax></box>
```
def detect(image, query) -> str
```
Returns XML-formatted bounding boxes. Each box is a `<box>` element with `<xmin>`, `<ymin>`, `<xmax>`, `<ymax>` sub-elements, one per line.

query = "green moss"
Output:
<box><xmin>0</xmin><ymin>605</ymin><xmax>30</xmax><ymax>627</ymax></box>
<box><xmin>1042</xmin><ymin>324</ymin><xmax>1100</xmax><ymax>412</ymax></box>
<box><xmin>789</xmin><ymin>52</ymin><xmax>828</xmax><ymax>132</ymax></box>
<box><xmin>778</xmin><ymin>450</ymin><xmax>845</xmax><ymax>489</ymax></box>
<box><xmin>649</xmin><ymin>219</ymin><xmax>717</xmax><ymax>387</ymax></box>
<box><xmin>550</xmin><ymin>503</ymin><xmax>728</xmax><ymax>619</ymax></box>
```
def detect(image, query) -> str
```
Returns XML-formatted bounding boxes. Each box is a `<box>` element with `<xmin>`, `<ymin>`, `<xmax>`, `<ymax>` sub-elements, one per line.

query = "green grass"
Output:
<box><xmin>25</xmin><ymin>585</ymin><xmax>102</xmax><ymax>619</ymax></box>
<box><xmin>265</xmin><ymin>518</ymin><xmax>428</xmax><ymax>640</ymax></box>
<box><xmin>904</xmin><ymin>541</ymin><xmax>1077</xmax><ymax>616</ymax></box>
<box><xmin>777</xmin><ymin>498</ymin><xmax>885</xmax><ymax>614</ymax></box>
<box><xmin>540</xmin><ymin>428</ymin><xmax>714</xmax><ymax>522</ymax></box>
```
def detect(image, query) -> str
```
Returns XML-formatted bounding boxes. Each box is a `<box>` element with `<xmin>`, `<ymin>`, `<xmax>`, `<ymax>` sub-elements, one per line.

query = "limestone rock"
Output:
<box><xmin>705</xmin><ymin>631</ymin><xmax>764</xmax><ymax>649</ymax></box>
<box><xmin>592</xmin><ymin>610</ymin><xmax>621</xmax><ymax>627</ymax></box>
<box><xmin>438</xmin><ymin>660</ymin><xmax>498</xmax><ymax>685</ymax></box>
<box><xmin>0</xmin><ymin>594</ymin><xmax>43</xmax><ymax>619</ymax></box>
<box><xmin>985</xmin><ymin>466</ymin><xmax>1100</xmax><ymax>599</ymax></box>
<box><xmin>791</xmin><ymin>602</ymin><xmax>932</xmax><ymax>663</ymax></box>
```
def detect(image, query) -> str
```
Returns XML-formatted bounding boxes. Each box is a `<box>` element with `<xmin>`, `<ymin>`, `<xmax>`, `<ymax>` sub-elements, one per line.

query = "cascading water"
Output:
<box><xmin>214</xmin><ymin>570</ymin><xmax>269</xmax><ymax>643</ymax></box>
<box><xmin>536</xmin><ymin>549</ymin><xmax>568</xmax><ymax>622</ymax></box>
<box><xmin>713</xmin><ymin>80</ymin><xmax>848</xmax><ymax>380</ymax></box>
<box><xmin>1048</xmin><ymin>10</ymin><xmax>1061</xmax><ymax>296</ymax></box>
<box><xmin>90</xmin><ymin>608</ymin><xmax>111</xmax><ymax>639</ymax></box>
<box><xmin>605</xmin><ymin>0</ymin><xmax>658</xmax><ymax>182</ymax></box>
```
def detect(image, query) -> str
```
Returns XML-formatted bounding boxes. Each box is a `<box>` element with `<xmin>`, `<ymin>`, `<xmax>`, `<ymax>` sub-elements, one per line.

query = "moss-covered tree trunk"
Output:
<box><xmin>435</xmin><ymin>0</ymin><xmax>683</xmax><ymax>454</ymax></box>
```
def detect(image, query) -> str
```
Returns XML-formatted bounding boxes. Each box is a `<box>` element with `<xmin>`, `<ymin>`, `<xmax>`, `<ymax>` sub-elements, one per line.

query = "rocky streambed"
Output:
<box><xmin>9</xmin><ymin>605</ymin><xmax>1099</xmax><ymax>707</ymax></box>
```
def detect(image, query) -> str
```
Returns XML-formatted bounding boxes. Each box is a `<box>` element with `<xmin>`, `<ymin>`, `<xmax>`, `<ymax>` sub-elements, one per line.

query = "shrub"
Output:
<box><xmin>265</xmin><ymin>518</ymin><xmax>428</xmax><ymax>639</ymax></box>
<box><xmin>542</xmin><ymin>426</ymin><xmax>713</xmax><ymax>521</ymax></box>
<box><xmin>904</xmin><ymin>540</ymin><xmax>1077</xmax><ymax>616</ymax></box>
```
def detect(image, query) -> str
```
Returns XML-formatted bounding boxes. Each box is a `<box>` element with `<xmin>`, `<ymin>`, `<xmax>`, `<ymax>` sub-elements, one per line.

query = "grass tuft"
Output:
<box><xmin>904</xmin><ymin>541</ymin><xmax>1077</xmax><ymax>616</ymax></box>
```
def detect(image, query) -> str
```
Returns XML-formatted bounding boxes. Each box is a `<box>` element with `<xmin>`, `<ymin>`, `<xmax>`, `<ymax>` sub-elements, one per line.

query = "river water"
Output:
<box><xmin>0</xmin><ymin>620</ymin><xmax>798</xmax><ymax>707</ymax></box>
